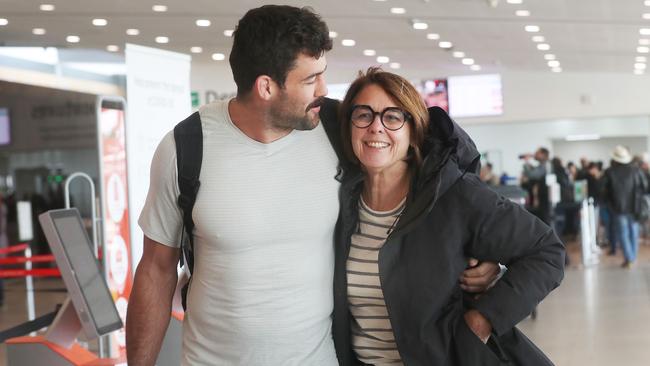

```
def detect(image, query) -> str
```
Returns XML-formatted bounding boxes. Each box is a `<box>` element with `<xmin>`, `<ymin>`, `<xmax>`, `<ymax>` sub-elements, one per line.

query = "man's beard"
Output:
<box><xmin>269</xmin><ymin>94</ymin><xmax>325</xmax><ymax>131</ymax></box>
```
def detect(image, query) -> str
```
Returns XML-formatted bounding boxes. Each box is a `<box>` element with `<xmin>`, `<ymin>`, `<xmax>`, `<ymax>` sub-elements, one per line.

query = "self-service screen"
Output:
<box><xmin>49</xmin><ymin>209</ymin><xmax>122</xmax><ymax>335</ymax></box>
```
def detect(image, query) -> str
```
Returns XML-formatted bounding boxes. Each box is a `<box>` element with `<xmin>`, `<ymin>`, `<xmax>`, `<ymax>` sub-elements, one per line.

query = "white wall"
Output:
<box><xmin>463</xmin><ymin>116</ymin><xmax>650</xmax><ymax>178</ymax></box>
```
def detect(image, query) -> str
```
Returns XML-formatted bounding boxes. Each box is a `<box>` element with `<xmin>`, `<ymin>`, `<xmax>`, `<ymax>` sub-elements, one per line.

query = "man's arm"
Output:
<box><xmin>460</xmin><ymin>258</ymin><xmax>501</xmax><ymax>293</ymax></box>
<box><xmin>126</xmin><ymin>236</ymin><xmax>180</xmax><ymax>366</ymax></box>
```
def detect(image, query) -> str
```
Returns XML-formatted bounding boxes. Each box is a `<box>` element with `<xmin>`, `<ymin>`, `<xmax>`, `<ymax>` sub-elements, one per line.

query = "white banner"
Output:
<box><xmin>125</xmin><ymin>44</ymin><xmax>191</xmax><ymax>268</ymax></box>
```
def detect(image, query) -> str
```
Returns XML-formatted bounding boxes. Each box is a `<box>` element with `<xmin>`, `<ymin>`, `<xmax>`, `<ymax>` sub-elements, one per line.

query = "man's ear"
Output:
<box><xmin>254</xmin><ymin>75</ymin><xmax>276</xmax><ymax>101</ymax></box>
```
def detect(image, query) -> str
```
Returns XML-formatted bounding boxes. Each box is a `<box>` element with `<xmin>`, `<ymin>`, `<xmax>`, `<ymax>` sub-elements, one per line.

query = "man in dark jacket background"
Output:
<box><xmin>602</xmin><ymin>145</ymin><xmax>648</xmax><ymax>268</ymax></box>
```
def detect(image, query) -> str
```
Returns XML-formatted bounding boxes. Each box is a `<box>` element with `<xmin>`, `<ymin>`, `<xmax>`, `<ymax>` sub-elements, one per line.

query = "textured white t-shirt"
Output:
<box><xmin>138</xmin><ymin>99</ymin><xmax>340</xmax><ymax>365</ymax></box>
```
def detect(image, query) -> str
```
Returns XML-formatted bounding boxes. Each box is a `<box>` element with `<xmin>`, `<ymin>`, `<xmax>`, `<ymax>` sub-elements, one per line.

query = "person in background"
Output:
<box><xmin>333</xmin><ymin>68</ymin><xmax>565</xmax><ymax>365</ymax></box>
<box><xmin>602</xmin><ymin>146</ymin><xmax>647</xmax><ymax>268</ymax></box>
<box><xmin>521</xmin><ymin>147</ymin><xmax>551</xmax><ymax>224</ymax></box>
<box><xmin>480</xmin><ymin>162</ymin><xmax>499</xmax><ymax>186</ymax></box>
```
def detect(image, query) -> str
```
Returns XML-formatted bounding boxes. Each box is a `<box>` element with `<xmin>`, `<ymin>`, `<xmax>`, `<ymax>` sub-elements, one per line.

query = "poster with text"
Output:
<box><xmin>98</xmin><ymin>102</ymin><xmax>132</xmax><ymax>357</ymax></box>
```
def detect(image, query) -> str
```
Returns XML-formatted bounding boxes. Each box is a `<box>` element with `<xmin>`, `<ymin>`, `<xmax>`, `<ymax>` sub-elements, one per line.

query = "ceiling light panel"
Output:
<box><xmin>390</xmin><ymin>8</ymin><xmax>406</xmax><ymax>14</ymax></box>
<box><xmin>40</xmin><ymin>4</ymin><xmax>55</xmax><ymax>11</ymax></box>
<box><xmin>363</xmin><ymin>49</ymin><xmax>376</xmax><ymax>56</ymax></box>
<box><xmin>525</xmin><ymin>25</ymin><xmax>540</xmax><ymax>33</ymax></box>
<box><xmin>438</xmin><ymin>41</ymin><xmax>453</xmax><ymax>49</ymax></box>
<box><xmin>426</xmin><ymin>33</ymin><xmax>440</xmax><ymax>40</ymax></box>
<box><xmin>155</xmin><ymin>36</ymin><xmax>169</xmax><ymax>44</ymax></box>
<box><xmin>0</xmin><ymin>18</ymin><xmax>8</xmax><ymax>26</ymax></box>
<box><xmin>152</xmin><ymin>5</ymin><xmax>167</xmax><ymax>12</ymax></box>
<box><xmin>126</xmin><ymin>28</ymin><xmax>140</xmax><ymax>36</ymax></box>
<box><xmin>32</xmin><ymin>28</ymin><xmax>46</xmax><ymax>35</ymax></box>
<box><xmin>516</xmin><ymin>10</ymin><xmax>530</xmax><ymax>17</ymax></box>
<box><xmin>377</xmin><ymin>56</ymin><xmax>390</xmax><ymax>63</ymax></box>
<box><xmin>341</xmin><ymin>39</ymin><xmax>356</xmax><ymax>47</ymax></box>
<box><xmin>92</xmin><ymin>18</ymin><xmax>108</xmax><ymax>27</ymax></box>
<box><xmin>196</xmin><ymin>19</ymin><xmax>211</xmax><ymax>27</ymax></box>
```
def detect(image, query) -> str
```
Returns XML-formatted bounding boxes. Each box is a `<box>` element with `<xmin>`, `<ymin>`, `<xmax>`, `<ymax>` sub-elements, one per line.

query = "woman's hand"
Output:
<box><xmin>460</xmin><ymin>258</ymin><xmax>501</xmax><ymax>293</ymax></box>
<box><xmin>463</xmin><ymin>309</ymin><xmax>492</xmax><ymax>343</ymax></box>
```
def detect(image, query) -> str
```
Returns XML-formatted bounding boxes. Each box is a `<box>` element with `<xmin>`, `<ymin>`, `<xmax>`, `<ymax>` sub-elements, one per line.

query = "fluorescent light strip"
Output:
<box><xmin>565</xmin><ymin>134</ymin><xmax>600</xmax><ymax>141</ymax></box>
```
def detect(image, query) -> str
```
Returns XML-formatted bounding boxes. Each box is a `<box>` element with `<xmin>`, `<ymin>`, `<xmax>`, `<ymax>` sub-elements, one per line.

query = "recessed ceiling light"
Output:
<box><xmin>452</xmin><ymin>51</ymin><xmax>465</xmax><ymax>58</ymax></box>
<box><xmin>640</xmin><ymin>39</ymin><xmax>650</xmax><ymax>45</ymax></box>
<box><xmin>438</xmin><ymin>41</ymin><xmax>453</xmax><ymax>49</ymax></box>
<box><xmin>66</xmin><ymin>35</ymin><xmax>80</xmax><ymax>43</ymax></box>
<box><xmin>92</xmin><ymin>18</ymin><xmax>108</xmax><ymax>27</ymax></box>
<box><xmin>126</xmin><ymin>28</ymin><xmax>140</xmax><ymax>36</ymax></box>
<box><xmin>390</xmin><ymin>8</ymin><xmax>406</xmax><ymax>14</ymax></box>
<box><xmin>641</xmin><ymin>28</ymin><xmax>650</xmax><ymax>36</ymax></box>
<box><xmin>634</xmin><ymin>69</ymin><xmax>645</xmax><ymax>75</ymax></box>
<box><xmin>636</xmin><ymin>56</ymin><xmax>647</xmax><ymax>62</ymax></box>
<box><xmin>643</xmin><ymin>13</ymin><xmax>650</xmax><ymax>20</ymax></box>
<box><xmin>190</xmin><ymin>47</ymin><xmax>203</xmax><ymax>53</ymax></box>
<box><xmin>155</xmin><ymin>36</ymin><xmax>169</xmax><ymax>44</ymax></box>
<box><xmin>389</xmin><ymin>62</ymin><xmax>401</xmax><ymax>69</ymax></box>
<box><xmin>551</xmin><ymin>67</ymin><xmax>562</xmax><ymax>73</ymax></box>
<box><xmin>532</xmin><ymin>36</ymin><xmax>545</xmax><ymax>42</ymax></box>
<box><xmin>212</xmin><ymin>53</ymin><xmax>225</xmax><ymax>61</ymax></box>
<box><xmin>0</xmin><ymin>18</ymin><xmax>8</xmax><ymax>26</ymax></box>
<box><xmin>638</xmin><ymin>46</ymin><xmax>650</xmax><ymax>53</ymax></box>
<box><xmin>412</xmin><ymin>21</ymin><xmax>428</xmax><ymax>30</ymax></box>
<box><xmin>537</xmin><ymin>43</ymin><xmax>551</xmax><ymax>51</ymax></box>
<box><xmin>106</xmin><ymin>45</ymin><xmax>119</xmax><ymax>52</ymax></box>
<box><xmin>40</xmin><ymin>4</ymin><xmax>55</xmax><ymax>11</ymax></box>
<box><xmin>547</xmin><ymin>60</ymin><xmax>560</xmax><ymax>67</ymax></box>
<box><xmin>461</xmin><ymin>58</ymin><xmax>475</xmax><ymax>65</ymax></box>
<box><xmin>329</xmin><ymin>31</ymin><xmax>338</xmax><ymax>38</ymax></box>
<box><xmin>544</xmin><ymin>54</ymin><xmax>556</xmax><ymax>60</ymax></box>
<box><xmin>196</xmin><ymin>19</ymin><xmax>211</xmax><ymax>27</ymax></box>
<box><xmin>224</xmin><ymin>29</ymin><xmax>234</xmax><ymax>37</ymax></box>
<box><xmin>635</xmin><ymin>63</ymin><xmax>647</xmax><ymax>70</ymax></box>
<box><xmin>363</xmin><ymin>49</ymin><xmax>376</xmax><ymax>56</ymax></box>
<box><xmin>525</xmin><ymin>25</ymin><xmax>540</xmax><ymax>33</ymax></box>
<box><xmin>341</xmin><ymin>39</ymin><xmax>356</xmax><ymax>47</ymax></box>
<box><xmin>377</xmin><ymin>56</ymin><xmax>390</xmax><ymax>63</ymax></box>
<box><xmin>516</xmin><ymin>10</ymin><xmax>530</xmax><ymax>17</ymax></box>
<box><xmin>506</xmin><ymin>0</ymin><xmax>524</xmax><ymax>4</ymax></box>
<box><xmin>152</xmin><ymin>5</ymin><xmax>168</xmax><ymax>12</ymax></box>
<box><xmin>426</xmin><ymin>33</ymin><xmax>440</xmax><ymax>40</ymax></box>
<box><xmin>32</xmin><ymin>28</ymin><xmax>46</xmax><ymax>35</ymax></box>
<box><xmin>470</xmin><ymin>65</ymin><xmax>482</xmax><ymax>71</ymax></box>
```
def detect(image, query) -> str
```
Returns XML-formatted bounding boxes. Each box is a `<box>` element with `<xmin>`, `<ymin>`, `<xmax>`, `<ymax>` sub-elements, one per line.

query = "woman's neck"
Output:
<box><xmin>362</xmin><ymin>164</ymin><xmax>411</xmax><ymax>211</ymax></box>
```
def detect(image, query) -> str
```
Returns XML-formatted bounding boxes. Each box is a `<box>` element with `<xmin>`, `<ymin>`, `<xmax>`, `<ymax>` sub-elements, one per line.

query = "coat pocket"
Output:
<box><xmin>452</xmin><ymin>317</ymin><xmax>507</xmax><ymax>366</ymax></box>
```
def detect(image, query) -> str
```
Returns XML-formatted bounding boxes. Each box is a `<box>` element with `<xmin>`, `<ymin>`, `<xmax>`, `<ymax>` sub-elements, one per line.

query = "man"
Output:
<box><xmin>602</xmin><ymin>146</ymin><xmax>647</xmax><ymax>268</ymax></box>
<box><xmin>126</xmin><ymin>5</ymin><xmax>498</xmax><ymax>365</ymax></box>
<box><xmin>521</xmin><ymin>147</ymin><xmax>552</xmax><ymax>224</ymax></box>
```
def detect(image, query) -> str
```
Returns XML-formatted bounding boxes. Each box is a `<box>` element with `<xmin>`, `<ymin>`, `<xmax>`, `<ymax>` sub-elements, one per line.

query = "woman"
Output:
<box><xmin>332</xmin><ymin>68</ymin><xmax>565</xmax><ymax>366</ymax></box>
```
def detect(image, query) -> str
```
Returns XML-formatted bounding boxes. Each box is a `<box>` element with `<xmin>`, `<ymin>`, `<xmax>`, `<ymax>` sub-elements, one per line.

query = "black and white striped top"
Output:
<box><xmin>347</xmin><ymin>197</ymin><xmax>406</xmax><ymax>365</ymax></box>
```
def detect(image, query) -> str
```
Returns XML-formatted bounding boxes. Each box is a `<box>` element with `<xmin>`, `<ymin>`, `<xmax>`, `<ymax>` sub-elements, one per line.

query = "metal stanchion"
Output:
<box><xmin>24</xmin><ymin>246</ymin><xmax>36</xmax><ymax>336</ymax></box>
<box><xmin>580</xmin><ymin>199</ymin><xmax>599</xmax><ymax>266</ymax></box>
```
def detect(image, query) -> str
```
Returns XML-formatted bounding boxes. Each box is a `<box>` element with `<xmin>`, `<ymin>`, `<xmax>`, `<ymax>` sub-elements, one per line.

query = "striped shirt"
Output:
<box><xmin>347</xmin><ymin>197</ymin><xmax>406</xmax><ymax>365</ymax></box>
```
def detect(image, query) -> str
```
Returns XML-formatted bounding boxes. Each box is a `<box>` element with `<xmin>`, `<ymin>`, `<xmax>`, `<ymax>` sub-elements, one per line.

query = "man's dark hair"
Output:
<box><xmin>537</xmin><ymin>147</ymin><xmax>550</xmax><ymax>160</ymax></box>
<box><xmin>230</xmin><ymin>5</ymin><xmax>332</xmax><ymax>97</ymax></box>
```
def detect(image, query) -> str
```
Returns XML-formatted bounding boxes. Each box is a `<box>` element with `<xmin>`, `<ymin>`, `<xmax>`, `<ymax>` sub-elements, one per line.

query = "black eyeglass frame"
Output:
<box><xmin>349</xmin><ymin>104</ymin><xmax>413</xmax><ymax>131</ymax></box>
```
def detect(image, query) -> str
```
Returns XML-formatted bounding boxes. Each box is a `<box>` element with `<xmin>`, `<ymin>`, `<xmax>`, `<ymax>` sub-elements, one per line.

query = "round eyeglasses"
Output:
<box><xmin>350</xmin><ymin>105</ymin><xmax>412</xmax><ymax>131</ymax></box>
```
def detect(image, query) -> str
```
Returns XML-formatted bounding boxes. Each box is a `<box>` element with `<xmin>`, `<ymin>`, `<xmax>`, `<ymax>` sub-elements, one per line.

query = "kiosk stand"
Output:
<box><xmin>6</xmin><ymin>209</ymin><xmax>124</xmax><ymax>365</ymax></box>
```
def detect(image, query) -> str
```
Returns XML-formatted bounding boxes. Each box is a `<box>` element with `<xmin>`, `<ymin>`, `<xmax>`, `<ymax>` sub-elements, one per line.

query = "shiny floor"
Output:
<box><xmin>0</xmin><ymin>242</ymin><xmax>648</xmax><ymax>365</ymax></box>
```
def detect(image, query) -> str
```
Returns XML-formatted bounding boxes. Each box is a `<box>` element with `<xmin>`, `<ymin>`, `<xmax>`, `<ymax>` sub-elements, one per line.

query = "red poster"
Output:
<box><xmin>99</xmin><ymin>106</ymin><xmax>132</xmax><ymax>357</ymax></box>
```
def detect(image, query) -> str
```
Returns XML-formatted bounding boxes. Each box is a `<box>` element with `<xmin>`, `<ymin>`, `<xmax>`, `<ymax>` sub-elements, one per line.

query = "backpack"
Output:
<box><xmin>173</xmin><ymin>98</ymin><xmax>344</xmax><ymax>310</ymax></box>
<box><xmin>633</xmin><ymin>170</ymin><xmax>650</xmax><ymax>222</ymax></box>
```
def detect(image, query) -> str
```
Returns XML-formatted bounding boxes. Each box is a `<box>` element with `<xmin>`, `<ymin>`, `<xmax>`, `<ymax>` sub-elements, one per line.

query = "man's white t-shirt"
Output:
<box><xmin>138</xmin><ymin>99</ymin><xmax>340</xmax><ymax>365</ymax></box>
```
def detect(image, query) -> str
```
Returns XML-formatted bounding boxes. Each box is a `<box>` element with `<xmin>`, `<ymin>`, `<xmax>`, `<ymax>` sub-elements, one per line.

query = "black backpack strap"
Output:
<box><xmin>319</xmin><ymin>98</ymin><xmax>347</xmax><ymax>180</ymax></box>
<box><xmin>173</xmin><ymin>111</ymin><xmax>202</xmax><ymax>309</ymax></box>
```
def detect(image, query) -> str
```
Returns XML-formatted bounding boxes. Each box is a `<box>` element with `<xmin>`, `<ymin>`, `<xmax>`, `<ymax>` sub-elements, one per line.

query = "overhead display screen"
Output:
<box><xmin>448</xmin><ymin>74</ymin><xmax>503</xmax><ymax>118</ymax></box>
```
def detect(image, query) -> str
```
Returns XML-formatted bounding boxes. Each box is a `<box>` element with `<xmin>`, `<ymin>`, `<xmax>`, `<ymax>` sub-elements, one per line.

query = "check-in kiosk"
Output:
<box><xmin>6</xmin><ymin>208</ymin><xmax>124</xmax><ymax>365</ymax></box>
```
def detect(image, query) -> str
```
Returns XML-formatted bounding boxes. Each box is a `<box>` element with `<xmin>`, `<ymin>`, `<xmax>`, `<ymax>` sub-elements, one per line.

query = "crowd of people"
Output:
<box><xmin>481</xmin><ymin>145</ymin><xmax>649</xmax><ymax>269</ymax></box>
